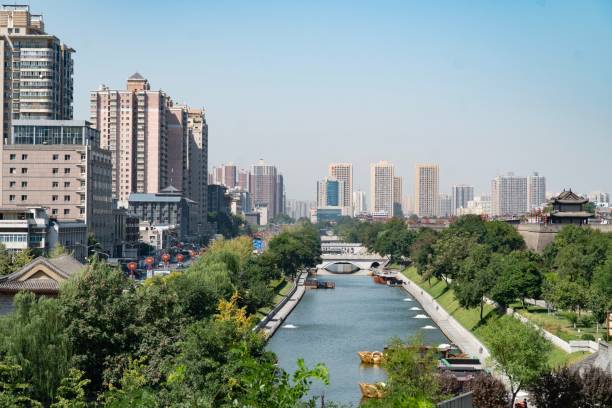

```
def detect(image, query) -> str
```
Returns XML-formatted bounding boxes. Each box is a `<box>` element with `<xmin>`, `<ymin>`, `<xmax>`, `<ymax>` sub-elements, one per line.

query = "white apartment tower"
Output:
<box><xmin>352</xmin><ymin>191</ymin><xmax>367</xmax><ymax>215</ymax></box>
<box><xmin>370</xmin><ymin>161</ymin><xmax>395</xmax><ymax>216</ymax></box>
<box><xmin>452</xmin><ymin>184</ymin><xmax>474</xmax><ymax>215</ymax></box>
<box><xmin>415</xmin><ymin>164</ymin><xmax>439</xmax><ymax>217</ymax></box>
<box><xmin>527</xmin><ymin>172</ymin><xmax>546</xmax><ymax>211</ymax></box>
<box><xmin>491</xmin><ymin>173</ymin><xmax>528</xmax><ymax>216</ymax></box>
<box><xmin>328</xmin><ymin>163</ymin><xmax>353</xmax><ymax>215</ymax></box>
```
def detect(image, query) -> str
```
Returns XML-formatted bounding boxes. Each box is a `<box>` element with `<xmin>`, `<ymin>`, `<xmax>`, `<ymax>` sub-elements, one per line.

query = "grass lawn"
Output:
<box><xmin>402</xmin><ymin>267</ymin><xmax>589</xmax><ymax>368</ymax></box>
<box><xmin>512</xmin><ymin>305</ymin><xmax>600</xmax><ymax>342</ymax></box>
<box><xmin>255</xmin><ymin>278</ymin><xmax>294</xmax><ymax>320</ymax></box>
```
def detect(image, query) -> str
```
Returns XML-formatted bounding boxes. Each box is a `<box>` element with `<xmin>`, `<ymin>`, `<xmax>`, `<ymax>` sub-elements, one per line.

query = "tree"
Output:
<box><xmin>49</xmin><ymin>243</ymin><xmax>67</xmax><ymax>258</ymax></box>
<box><xmin>0</xmin><ymin>358</ymin><xmax>41</xmax><ymax>407</ymax></box>
<box><xmin>372</xmin><ymin>218</ymin><xmax>416</xmax><ymax>264</ymax></box>
<box><xmin>580</xmin><ymin>366</ymin><xmax>612</xmax><ymax>407</ymax></box>
<box><xmin>528</xmin><ymin>367</ymin><xmax>583</xmax><ymax>408</ymax></box>
<box><xmin>490</xmin><ymin>251</ymin><xmax>543</xmax><ymax>309</ymax></box>
<box><xmin>453</xmin><ymin>244</ymin><xmax>494</xmax><ymax>322</ymax></box>
<box><xmin>0</xmin><ymin>243</ymin><xmax>12</xmax><ymax>275</ymax></box>
<box><xmin>466</xmin><ymin>373</ymin><xmax>509</xmax><ymax>408</ymax></box>
<box><xmin>483</xmin><ymin>221</ymin><xmax>525</xmax><ymax>253</ymax></box>
<box><xmin>481</xmin><ymin>316</ymin><xmax>551</xmax><ymax>407</ymax></box>
<box><xmin>269</xmin><ymin>213</ymin><xmax>295</xmax><ymax>225</ymax></box>
<box><xmin>410</xmin><ymin>228</ymin><xmax>439</xmax><ymax>276</ymax></box>
<box><xmin>51</xmin><ymin>369</ymin><xmax>90</xmax><ymax>408</ymax></box>
<box><xmin>0</xmin><ymin>292</ymin><xmax>71</xmax><ymax>405</ymax></box>
<box><xmin>10</xmin><ymin>249</ymin><xmax>34</xmax><ymax>271</ymax></box>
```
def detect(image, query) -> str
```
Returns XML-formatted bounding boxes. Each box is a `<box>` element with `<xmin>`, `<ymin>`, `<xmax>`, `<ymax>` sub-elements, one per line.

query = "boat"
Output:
<box><xmin>359</xmin><ymin>382</ymin><xmax>387</xmax><ymax>399</ymax></box>
<box><xmin>372</xmin><ymin>270</ymin><xmax>403</xmax><ymax>285</ymax></box>
<box><xmin>357</xmin><ymin>351</ymin><xmax>385</xmax><ymax>364</ymax></box>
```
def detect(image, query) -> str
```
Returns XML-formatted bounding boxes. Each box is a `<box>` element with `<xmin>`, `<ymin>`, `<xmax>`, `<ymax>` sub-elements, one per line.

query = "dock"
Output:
<box><xmin>305</xmin><ymin>278</ymin><xmax>336</xmax><ymax>289</ymax></box>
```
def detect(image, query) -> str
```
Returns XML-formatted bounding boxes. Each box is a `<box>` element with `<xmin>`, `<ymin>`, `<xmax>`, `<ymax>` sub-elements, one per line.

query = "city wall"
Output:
<box><xmin>516</xmin><ymin>223</ymin><xmax>612</xmax><ymax>253</ymax></box>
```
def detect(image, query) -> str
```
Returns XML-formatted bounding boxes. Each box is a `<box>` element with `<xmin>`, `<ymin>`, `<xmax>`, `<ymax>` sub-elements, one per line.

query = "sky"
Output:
<box><xmin>30</xmin><ymin>0</ymin><xmax>612</xmax><ymax>201</ymax></box>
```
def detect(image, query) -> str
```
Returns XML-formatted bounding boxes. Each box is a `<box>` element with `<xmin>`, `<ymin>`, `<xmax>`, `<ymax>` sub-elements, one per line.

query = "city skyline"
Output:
<box><xmin>27</xmin><ymin>0</ymin><xmax>612</xmax><ymax>200</ymax></box>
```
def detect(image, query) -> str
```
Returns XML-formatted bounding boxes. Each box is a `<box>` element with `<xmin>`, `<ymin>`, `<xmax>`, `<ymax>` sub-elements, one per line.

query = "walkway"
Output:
<box><xmin>397</xmin><ymin>271</ymin><xmax>490</xmax><ymax>360</ymax></box>
<box><xmin>259</xmin><ymin>272</ymin><xmax>307</xmax><ymax>339</ymax></box>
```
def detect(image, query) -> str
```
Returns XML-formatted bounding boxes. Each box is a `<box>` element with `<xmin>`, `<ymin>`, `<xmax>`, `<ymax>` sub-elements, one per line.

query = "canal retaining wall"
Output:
<box><xmin>398</xmin><ymin>272</ymin><xmax>490</xmax><ymax>361</ymax></box>
<box><xmin>255</xmin><ymin>272</ymin><xmax>307</xmax><ymax>340</ymax></box>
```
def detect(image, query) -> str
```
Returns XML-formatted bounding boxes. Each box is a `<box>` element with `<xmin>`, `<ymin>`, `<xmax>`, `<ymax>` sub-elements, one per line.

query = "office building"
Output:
<box><xmin>250</xmin><ymin>159</ymin><xmax>283</xmax><ymax>220</ymax></box>
<box><xmin>237</xmin><ymin>169</ymin><xmax>250</xmax><ymax>191</ymax></box>
<box><xmin>415</xmin><ymin>164</ymin><xmax>439</xmax><ymax>217</ymax></box>
<box><xmin>328</xmin><ymin>163</ymin><xmax>353</xmax><ymax>215</ymax></box>
<box><xmin>439</xmin><ymin>194</ymin><xmax>453</xmax><ymax>218</ymax></box>
<box><xmin>527</xmin><ymin>172</ymin><xmax>546</xmax><ymax>211</ymax></box>
<box><xmin>457</xmin><ymin>196</ymin><xmax>492</xmax><ymax>216</ymax></box>
<box><xmin>186</xmin><ymin>108</ymin><xmax>208</xmax><ymax>234</ymax></box>
<box><xmin>491</xmin><ymin>173</ymin><xmax>528</xmax><ymax>216</ymax></box>
<box><xmin>370</xmin><ymin>161</ymin><xmax>395</xmax><ymax>217</ymax></box>
<box><xmin>588</xmin><ymin>191</ymin><xmax>610</xmax><ymax>205</ymax></box>
<box><xmin>286</xmin><ymin>199</ymin><xmax>312</xmax><ymax>220</ymax></box>
<box><xmin>208</xmin><ymin>184</ymin><xmax>229</xmax><ymax>214</ymax></box>
<box><xmin>352</xmin><ymin>191</ymin><xmax>367</xmax><ymax>216</ymax></box>
<box><xmin>0</xmin><ymin>5</ymin><xmax>74</xmax><ymax>144</ymax></box>
<box><xmin>317</xmin><ymin>177</ymin><xmax>345</xmax><ymax>207</ymax></box>
<box><xmin>451</xmin><ymin>184</ymin><xmax>474</xmax><ymax>215</ymax></box>
<box><xmin>2</xmin><ymin>120</ymin><xmax>113</xmax><ymax>251</ymax></box>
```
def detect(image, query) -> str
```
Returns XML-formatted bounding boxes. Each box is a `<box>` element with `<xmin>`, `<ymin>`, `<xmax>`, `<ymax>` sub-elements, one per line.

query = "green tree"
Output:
<box><xmin>51</xmin><ymin>369</ymin><xmax>90</xmax><ymax>408</ymax></box>
<box><xmin>490</xmin><ymin>251</ymin><xmax>543</xmax><ymax>308</ymax></box>
<box><xmin>0</xmin><ymin>243</ymin><xmax>12</xmax><ymax>274</ymax></box>
<box><xmin>372</xmin><ymin>218</ymin><xmax>416</xmax><ymax>264</ymax></box>
<box><xmin>10</xmin><ymin>249</ymin><xmax>34</xmax><ymax>272</ymax></box>
<box><xmin>0</xmin><ymin>292</ymin><xmax>71</xmax><ymax>405</ymax></box>
<box><xmin>0</xmin><ymin>358</ymin><xmax>41</xmax><ymax>407</ymax></box>
<box><xmin>410</xmin><ymin>228</ymin><xmax>439</xmax><ymax>277</ymax></box>
<box><xmin>481</xmin><ymin>316</ymin><xmax>551</xmax><ymax>407</ymax></box>
<box><xmin>453</xmin><ymin>244</ymin><xmax>494</xmax><ymax>321</ymax></box>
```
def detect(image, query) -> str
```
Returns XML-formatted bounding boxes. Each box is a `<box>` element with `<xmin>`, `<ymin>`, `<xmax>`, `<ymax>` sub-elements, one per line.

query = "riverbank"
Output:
<box><xmin>400</xmin><ymin>267</ymin><xmax>589</xmax><ymax>368</ymax></box>
<box><xmin>255</xmin><ymin>272</ymin><xmax>307</xmax><ymax>339</ymax></box>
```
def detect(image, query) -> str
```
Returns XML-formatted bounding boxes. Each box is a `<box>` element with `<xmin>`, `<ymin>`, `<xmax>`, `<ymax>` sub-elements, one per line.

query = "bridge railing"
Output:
<box><xmin>253</xmin><ymin>271</ymin><xmax>306</xmax><ymax>333</ymax></box>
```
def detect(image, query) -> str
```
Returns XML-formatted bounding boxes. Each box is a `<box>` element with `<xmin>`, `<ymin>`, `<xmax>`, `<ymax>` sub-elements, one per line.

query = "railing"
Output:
<box><xmin>253</xmin><ymin>272</ymin><xmax>305</xmax><ymax>333</ymax></box>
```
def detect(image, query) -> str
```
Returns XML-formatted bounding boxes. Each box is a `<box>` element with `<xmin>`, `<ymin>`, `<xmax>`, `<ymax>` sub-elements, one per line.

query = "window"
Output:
<box><xmin>64</xmin><ymin>182</ymin><xmax>70</xmax><ymax>188</ymax></box>
<box><xmin>80</xmin><ymin>154</ymin><xmax>86</xmax><ymax>160</ymax></box>
<box><xmin>64</xmin><ymin>168</ymin><xmax>70</xmax><ymax>174</ymax></box>
<box><xmin>63</xmin><ymin>209</ymin><xmax>70</xmax><ymax>215</ymax></box>
<box><xmin>9</xmin><ymin>154</ymin><xmax>15</xmax><ymax>160</ymax></box>
<box><xmin>21</xmin><ymin>181</ymin><xmax>27</xmax><ymax>188</ymax></box>
<box><xmin>21</xmin><ymin>168</ymin><xmax>27</xmax><ymax>174</ymax></box>
<box><xmin>64</xmin><ymin>154</ymin><xmax>71</xmax><ymax>160</ymax></box>
<box><xmin>79</xmin><ymin>208</ymin><xmax>85</xmax><ymax>215</ymax></box>
<box><xmin>52</xmin><ymin>209</ymin><xmax>58</xmax><ymax>215</ymax></box>
<box><xmin>64</xmin><ymin>195</ymin><xmax>70</xmax><ymax>201</ymax></box>
<box><xmin>52</xmin><ymin>168</ymin><xmax>59</xmax><ymax>174</ymax></box>
<box><xmin>21</xmin><ymin>154</ymin><xmax>27</xmax><ymax>160</ymax></box>
<box><xmin>9</xmin><ymin>195</ymin><xmax>15</xmax><ymax>202</ymax></box>
<box><xmin>52</xmin><ymin>195</ymin><xmax>58</xmax><ymax>201</ymax></box>
<box><xmin>9</xmin><ymin>168</ymin><xmax>15</xmax><ymax>174</ymax></box>
<box><xmin>52</xmin><ymin>181</ymin><xmax>59</xmax><ymax>188</ymax></box>
<box><xmin>20</xmin><ymin>195</ymin><xmax>27</xmax><ymax>201</ymax></box>
<box><xmin>9</xmin><ymin>181</ymin><xmax>15</xmax><ymax>187</ymax></box>
<box><xmin>52</xmin><ymin>154</ymin><xmax>59</xmax><ymax>160</ymax></box>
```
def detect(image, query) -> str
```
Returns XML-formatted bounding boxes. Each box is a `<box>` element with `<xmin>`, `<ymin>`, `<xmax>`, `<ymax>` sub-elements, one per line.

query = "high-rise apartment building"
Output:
<box><xmin>223</xmin><ymin>163</ymin><xmax>238</xmax><ymax>188</ymax></box>
<box><xmin>452</xmin><ymin>184</ymin><xmax>474</xmax><ymax>215</ymax></box>
<box><xmin>393</xmin><ymin>176</ymin><xmax>403</xmax><ymax>216</ymax></box>
<box><xmin>2</xmin><ymin>120</ymin><xmax>113</xmax><ymax>251</ymax></box>
<box><xmin>328</xmin><ymin>163</ymin><xmax>353</xmax><ymax>214</ymax></box>
<box><xmin>286</xmin><ymin>199</ymin><xmax>311</xmax><ymax>220</ymax></box>
<box><xmin>527</xmin><ymin>172</ymin><xmax>546</xmax><ymax>211</ymax></box>
<box><xmin>353</xmin><ymin>191</ymin><xmax>367</xmax><ymax>215</ymax></box>
<box><xmin>588</xmin><ymin>191</ymin><xmax>610</xmax><ymax>205</ymax></box>
<box><xmin>237</xmin><ymin>169</ymin><xmax>250</xmax><ymax>191</ymax></box>
<box><xmin>167</xmin><ymin>103</ymin><xmax>189</xmax><ymax>191</ymax></box>
<box><xmin>250</xmin><ymin>159</ymin><xmax>283</xmax><ymax>221</ymax></box>
<box><xmin>186</xmin><ymin>108</ymin><xmax>208</xmax><ymax>234</ymax></box>
<box><xmin>370</xmin><ymin>161</ymin><xmax>395</xmax><ymax>217</ymax></box>
<box><xmin>439</xmin><ymin>194</ymin><xmax>453</xmax><ymax>218</ymax></box>
<box><xmin>0</xmin><ymin>5</ymin><xmax>74</xmax><ymax>143</ymax></box>
<box><xmin>317</xmin><ymin>177</ymin><xmax>345</xmax><ymax>207</ymax></box>
<box><xmin>491</xmin><ymin>173</ymin><xmax>528</xmax><ymax>216</ymax></box>
<box><xmin>90</xmin><ymin>74</ymin><xmax>169</xmax><ymax>202</ymax></box>
<box><xmin>415</xmin><ymin>164</ymin><xmax>439</xmax><ymax>217</ymax></box>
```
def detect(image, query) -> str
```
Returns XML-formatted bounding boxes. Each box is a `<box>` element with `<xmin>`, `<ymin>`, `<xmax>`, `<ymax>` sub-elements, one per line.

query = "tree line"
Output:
<box><xmin>0</xmin><ymin>221</ymin><xmax>325</xmax><ymax>407</ymax></box>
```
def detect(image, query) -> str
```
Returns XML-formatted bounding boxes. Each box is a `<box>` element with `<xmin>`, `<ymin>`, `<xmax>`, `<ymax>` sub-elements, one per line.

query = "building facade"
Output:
<box><xmin>2</xmin><ymin>120</ymin><xmax>113</xmax><ymax>251</ymax></box>
<box><xmin>352</xmin><ymin>191</ymin><xmax>367</xmax><ymax>216</ymax></box>
<box><xmin>415</xmin><ymin>163</ymin><xmax>439</xmax><ymax>217</ymax></box>
<box><xmin>438</xmin><ymin>194</ymin><xmax>453</xmax><ymax>218</ymax></box>
<box><xmin>527</xmin><ymin>172</ymin><xmax>546</xmax><ymax>211</ymax></box>
<box><xmin>393</xmin><ymin>176</ymin><xmax>403</xmax><ymax>216</ymax></box>
<box><xmin>317</xmin><ymin>177</ymin><xmax>345</xmax><ymax>208</ymax></box>
<box><xmin>328</xmin><ymin>163</ymin><xmax>353</xmax><ymax>215</ymax></box>
<box><xmin>250</xmin><ymin>159</ymin><xmax>283</xmax><ymax>221</ymax></box>
<box><xmin>370</xmin><ymin>161</ymin><xmax>395</xmax><ymax>217</ymax></box>
<box><xmin>451</xmin><ymin>184</ymin><xmax>474</xmax><ymax>215</ymax></box>
<box><xmin>491</xmin><ymin>174</ymin><xmax>528</xmax><ymax>216</ymax></box>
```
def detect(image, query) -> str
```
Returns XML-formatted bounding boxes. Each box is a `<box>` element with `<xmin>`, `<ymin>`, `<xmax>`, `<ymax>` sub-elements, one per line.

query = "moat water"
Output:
<box><xmin>266</xmin><ymin>274</ymin><xmax>449</xmax><ymax>405</ymax></box>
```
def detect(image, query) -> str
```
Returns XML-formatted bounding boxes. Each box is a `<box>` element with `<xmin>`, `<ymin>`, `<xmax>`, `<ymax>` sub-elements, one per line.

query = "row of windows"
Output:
<box><xmin>0</xmin><ymin>234</ymin><xmax>27</xmax><ymax>243</ymax></box>
<box><xmin>8</xmin><ymin>167</ymin><xmax>76</xmax><ymax>174</ymax></box>
<box><xmin>10</xmin><ymin>153</ymin><xmax>81</xmax><ymax>161</ymax></box>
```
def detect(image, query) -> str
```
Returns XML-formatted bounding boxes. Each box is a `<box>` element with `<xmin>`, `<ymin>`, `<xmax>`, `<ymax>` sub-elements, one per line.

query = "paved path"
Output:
<box><xmin>397</xmin><ymin>271</ymin><xmax>490</xmax><ymax>361</ymax></box>
<box><xmin>261</xmin><ymin>273</ymin><xmax>307</xmax><ymax>339</ymax></box>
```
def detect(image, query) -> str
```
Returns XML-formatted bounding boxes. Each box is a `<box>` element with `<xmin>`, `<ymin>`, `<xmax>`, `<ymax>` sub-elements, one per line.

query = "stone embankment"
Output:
<box><xmin>397</xmin><ymin>271</ymin><xmax>490</xmax><ymax>360</ymax></box>
<box><xmin>254</xmin><ymin>272</ymin><xmax>307</xmax><ymax>339</ymax></box>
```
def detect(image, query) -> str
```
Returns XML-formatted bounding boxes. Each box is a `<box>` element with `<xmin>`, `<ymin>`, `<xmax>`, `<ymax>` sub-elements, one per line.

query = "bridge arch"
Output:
<box><xmin>323</xmin><ymin>261</ymin><xmax>361</xmax><ymax>274</ymax></box>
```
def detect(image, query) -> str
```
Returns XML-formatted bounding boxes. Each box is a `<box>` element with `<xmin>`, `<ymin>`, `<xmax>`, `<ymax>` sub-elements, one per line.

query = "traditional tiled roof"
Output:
<box><xmin>550</xmin><ymin>189</ymin><xmax>588</xmax><ymax>205</ymax></box>
<box><xmin>0</xmin><ymin>255</ymin><xmax>83</xmax><ymax>294</ymax></box>
<box><xmin>128</xmin><ymin>72</ymin><xmax>145</xmax><ymax>80</ymax></box>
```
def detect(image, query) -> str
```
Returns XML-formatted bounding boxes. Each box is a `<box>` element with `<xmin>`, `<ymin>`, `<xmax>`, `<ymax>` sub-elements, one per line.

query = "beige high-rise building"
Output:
<box><xmin>1</xmin><ymin>120</ymin><xmax>113</xmax><ymax>251</ymax></box>
<box><xmin>415</xmin><ymin>163</ymin><xmax>439</xmax><ymax>217</ymax></box>
<box><xmin>370</xmin><ymin>161</ymin><xmax>395</xmax><ymax>216</ymax></box>
<box><xmin>90</xmin><ymin>73</ymin><xmax>169</xmax><ymax>203</ymax></box>
<box><xmin>328</xmin><ymin>163</ymin><xmax>353</xmax><ymax>215</ymax></box>
<box><xmin>186</xmin><ymin>108</ymin><xmax>208</xmax><ymax>234</ymax></box>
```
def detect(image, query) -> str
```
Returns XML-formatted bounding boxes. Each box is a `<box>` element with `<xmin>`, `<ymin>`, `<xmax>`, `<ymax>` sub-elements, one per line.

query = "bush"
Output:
<box><xmin>579</xmin><ymin>315</ymin><xmax>594</xmax><ymax>328</ymax></box>
<box><xmin>581</xmin><ymin>333</ymin><xmax>595</xmax><ymax>341</ymax></box>
<box><xmin>563</xmin><ymin>311</ymin><xmax>579</xmax><ymax>327</ymax></box>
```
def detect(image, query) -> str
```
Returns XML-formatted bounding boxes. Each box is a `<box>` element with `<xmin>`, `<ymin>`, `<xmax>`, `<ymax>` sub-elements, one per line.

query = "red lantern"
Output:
<box><xmin>161</xmin><ymin>253</ymin><xmax>171</xmax><ymax>263</ymax></box>
<box><xmin>127</xmin><ymin>262</ymin><xmax>137</xmax><ymax>272</ymax></box>
<box><xmin>188</xmin><ymin>249</ymin><xmax>195</xmax><ymax>257</ymax></box>
<box><xmin>176</xmin><ymin>254</ymin><xmax>185</xmax><ymax>263</ymax></box>
<box><xmin>145</xmin><ymin>257</ymin><xmax>154</xmax><ymax>266</ymax></box>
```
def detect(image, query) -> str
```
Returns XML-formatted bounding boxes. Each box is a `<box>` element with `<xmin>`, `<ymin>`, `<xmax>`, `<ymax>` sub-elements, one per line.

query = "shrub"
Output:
<box><xmin>581</xmin><ymin>333</ymin><xmax>595</xmax><ymax>341</ymax></box>
<box><xmin>579</xmin><ymin>315</ymin><xmax>594</xmax><ymax>328</ymax></box>
<box><xmin>563</xmin><ymin>311</ymin><xmax>579</xmax><ymax>327</ymax></box>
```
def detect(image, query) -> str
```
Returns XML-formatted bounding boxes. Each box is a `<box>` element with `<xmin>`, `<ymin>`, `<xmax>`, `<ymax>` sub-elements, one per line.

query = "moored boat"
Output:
<box><xmin>357</xmin><ymin>350</ymin><xmax>385</xmax><ymax>364</ymax></box>
<box><xmin>359</xmin><ymin>382</ymin><xmax>386</xmax><ymax>399</ymax></box>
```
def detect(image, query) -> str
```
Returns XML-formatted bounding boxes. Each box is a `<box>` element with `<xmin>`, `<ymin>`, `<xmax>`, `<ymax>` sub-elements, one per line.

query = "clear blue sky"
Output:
<box><xmin>31</xmin><ymin>0</ymin><xmax>612</xmax><ymax>201</ymax></box>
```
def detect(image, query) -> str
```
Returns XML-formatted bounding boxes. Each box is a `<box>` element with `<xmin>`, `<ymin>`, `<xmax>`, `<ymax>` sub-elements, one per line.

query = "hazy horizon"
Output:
<box><xmin>31</xmin><ymin>0</ymin><xmax>612</xmax><ymax>201</ymax></box>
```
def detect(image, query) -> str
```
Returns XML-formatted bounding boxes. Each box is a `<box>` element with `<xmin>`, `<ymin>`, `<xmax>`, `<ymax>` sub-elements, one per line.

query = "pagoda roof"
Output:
<box><xmin>550</xmin><ymin>189</ymin><xmax>589</xmax><ymax>205</ymax></box>
<box><xmin>0</xmin><ymin>255</ymin><xmax>83</xmax><ymax>294</ymax></box>
<box><xmin>128</xmin><ymin>72</ymin><xmax>145</xmax><ymax>80</ymax></box>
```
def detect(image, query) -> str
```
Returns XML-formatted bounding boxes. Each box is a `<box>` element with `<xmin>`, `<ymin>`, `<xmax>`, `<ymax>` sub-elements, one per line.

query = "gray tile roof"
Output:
<box><xmin>0</xmin><ymin>255</ymin><xmax>84</xmax><ymax>294</ymax></box>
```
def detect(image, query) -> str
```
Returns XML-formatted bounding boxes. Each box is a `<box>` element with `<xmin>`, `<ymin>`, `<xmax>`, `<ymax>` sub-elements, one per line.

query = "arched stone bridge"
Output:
<box><xmin>317</xmin><ymin>254</ymin><xmax>390</xmax><ymax>274</ymax></box>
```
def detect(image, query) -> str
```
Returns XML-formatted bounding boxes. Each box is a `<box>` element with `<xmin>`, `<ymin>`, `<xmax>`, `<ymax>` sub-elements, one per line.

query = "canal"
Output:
<box><xmin>266</xmin><ymin>274</ymin><xmax>449</xmax><ymax>405</ymax></box>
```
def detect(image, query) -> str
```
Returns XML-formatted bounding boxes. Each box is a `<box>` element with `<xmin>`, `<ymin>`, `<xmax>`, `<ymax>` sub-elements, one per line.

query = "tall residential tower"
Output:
<box><xmin>415</xmin><ymin>164</ymin><xmax>439</xmax><ymax>217</ymax></box>
<box><xmin>370</xmin><ymin>161</ymin><xmax>395</xmax><ymax>217</ymax></box>
<box><xmin>328</xmin><ymin>163</ymin><xmax>353</xmax><ymax>215</ymax></box>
